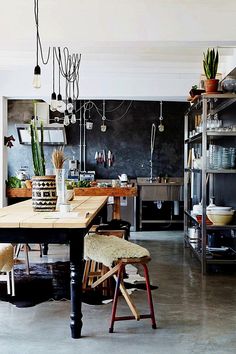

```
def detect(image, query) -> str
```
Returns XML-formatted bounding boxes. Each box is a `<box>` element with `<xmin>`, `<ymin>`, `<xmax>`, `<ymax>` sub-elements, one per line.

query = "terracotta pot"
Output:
<box><xmin>32</xmin><ymin>175</ymin><xmax>57</xmax><ymax>212</ymax></box>
<box><xmin>204</xmin><ymin>79</ymin><xmax>219</xmax><ymax>93</ymax></box>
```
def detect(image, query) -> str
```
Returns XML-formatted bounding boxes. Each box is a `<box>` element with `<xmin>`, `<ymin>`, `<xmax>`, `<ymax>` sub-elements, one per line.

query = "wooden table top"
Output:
<box><xmin>0</xmin><ymin>196</ymin><xmax>108</xmax><ymax>229</ymax></box>
<box><xmin>74</xmin><ymin>186</ymin><xmax>137</xmax><ymax>197</ymax></box>
<box><xmin>7</xmin><ymin>186</ymin><xmax>137</xmax><ymax>198</ymax></box>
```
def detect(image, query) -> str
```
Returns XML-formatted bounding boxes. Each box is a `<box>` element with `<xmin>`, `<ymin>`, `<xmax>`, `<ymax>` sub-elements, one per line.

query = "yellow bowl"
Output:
<box><xmin>206</xmin><ymin>213</ymin><xmax>233</xmax><ymax>226</ymax></box>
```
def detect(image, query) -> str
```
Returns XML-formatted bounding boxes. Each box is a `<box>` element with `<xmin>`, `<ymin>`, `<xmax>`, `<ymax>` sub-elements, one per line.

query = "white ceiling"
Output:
<box><xmin>0</xmin><ymin>0</ymin><xmax>236</xmax><ymax>100</ymax></box>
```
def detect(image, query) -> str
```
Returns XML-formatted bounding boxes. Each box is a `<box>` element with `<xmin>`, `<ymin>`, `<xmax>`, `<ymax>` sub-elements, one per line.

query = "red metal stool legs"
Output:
<box><xmin>108</xmin><ymin>260</ymin><xmax>157</xmax><ymax>333</ymax></box>
<box><xmin>142</xmin><ymin>263</ymin><xmax>157</xmax><ymax>329</ymax></box>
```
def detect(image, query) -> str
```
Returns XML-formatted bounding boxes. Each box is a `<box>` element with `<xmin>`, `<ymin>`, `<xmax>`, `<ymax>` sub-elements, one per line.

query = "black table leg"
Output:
<box><xmin>70</xmin><ymin>236</ymin><xmax>84</xmax><ymax>339</ymax></box>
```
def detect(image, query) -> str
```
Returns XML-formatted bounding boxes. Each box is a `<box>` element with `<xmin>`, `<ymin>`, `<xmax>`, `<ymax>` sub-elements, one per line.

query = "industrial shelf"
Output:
<box><xmin>184</xmin><ymin>93</ymin><xmax>236</xmax><ymax>273</ymax></box>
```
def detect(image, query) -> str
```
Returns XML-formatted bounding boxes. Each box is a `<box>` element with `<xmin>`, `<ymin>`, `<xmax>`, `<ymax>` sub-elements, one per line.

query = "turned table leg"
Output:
<box><xmin>70</xmin><ymin>237</ymin><xmax>84</xmax><ymax>338</ymax></box>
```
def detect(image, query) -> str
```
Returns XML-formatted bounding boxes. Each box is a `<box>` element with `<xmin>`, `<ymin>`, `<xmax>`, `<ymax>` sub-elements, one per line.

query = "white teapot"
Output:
<box><xmin>16</xmin><ymin>169</ymin><xmax>28</xmax><ymax>181</ymax></box>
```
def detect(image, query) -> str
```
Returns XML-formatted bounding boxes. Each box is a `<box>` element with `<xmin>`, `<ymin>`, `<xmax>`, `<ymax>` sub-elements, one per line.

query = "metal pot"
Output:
<box><xmin>188</xmin><ymin>227</ymin><xmax>201</xmax><ymax>240</ymax></box>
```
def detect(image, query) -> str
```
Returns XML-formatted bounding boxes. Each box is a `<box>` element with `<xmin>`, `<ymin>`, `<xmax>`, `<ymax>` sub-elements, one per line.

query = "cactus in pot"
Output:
<box><xmin>30</xmin><ymin>117</ymin><xmax>45</xmax><ymax>176</ymax></box>
<box><xmin>30</xmin><ymin>117</ymin><xmax>57</xmax><ymax>211</ymax></box>
<box><xmin>203</xmin><ymin>48</ymin><xmax>219</xmax><ymax>93</ymax></box>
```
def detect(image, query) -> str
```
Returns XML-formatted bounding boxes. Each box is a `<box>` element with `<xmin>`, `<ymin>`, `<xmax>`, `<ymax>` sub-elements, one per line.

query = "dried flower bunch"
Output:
<box><xmin>51</xmin><ymin>147</ymin><xmax>67</xmax><ymax>169</ymax></box>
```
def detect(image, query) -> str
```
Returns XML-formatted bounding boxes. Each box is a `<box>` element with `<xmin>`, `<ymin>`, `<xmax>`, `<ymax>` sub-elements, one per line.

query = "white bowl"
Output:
<box><xmin>206</xmin><ymin>212</ymin><xmax>234</xmax><ymax>225</ymax></box>
<box><xmin>207</xmin><ymin>206</ymin><xmax>232</xmax><ymax>211</ymax></box>
<box><xmin>207</xmin><ymin>209</ymin><xmax>234</xmax><ymax>215</ymax></box>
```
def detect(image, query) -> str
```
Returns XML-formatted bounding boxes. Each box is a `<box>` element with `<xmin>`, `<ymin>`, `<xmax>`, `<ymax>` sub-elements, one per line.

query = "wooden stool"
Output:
<box><xmin>84</xmin><ymin>233</ymin><xmax>157</xmax><ymax>333</ymax></box>
<box><xmin>82</xmin><ymin>228</ymin><xmax>125</xmax><ymax>296</ymax></box>
<box><xmin>0</xmin><ymin>243</ymin><xmax>15</xmax><ymax>296</ymax></box>
<box><xmin>14</xmin><ymin>243</ymin><xmax>42</xmax><ymax>275</ymax></box>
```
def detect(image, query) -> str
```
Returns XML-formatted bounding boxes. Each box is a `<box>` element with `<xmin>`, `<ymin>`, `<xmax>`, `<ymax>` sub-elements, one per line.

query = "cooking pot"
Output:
<box><xmin>188</xmin><ymin>227</ymin><xmax>201</xmax><ymax>240</ymax></box>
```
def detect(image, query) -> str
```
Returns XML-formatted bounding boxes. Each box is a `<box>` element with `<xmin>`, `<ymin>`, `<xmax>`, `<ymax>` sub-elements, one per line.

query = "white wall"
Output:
<box><xmin>0</xmin><ymin>97</ymin><xmax>8</xmax><ymax>207</ymax></box>
<box><xmin>0</xmin><ymin>1</ymin><xmax>236</xmax><ymax>100</ymax></box>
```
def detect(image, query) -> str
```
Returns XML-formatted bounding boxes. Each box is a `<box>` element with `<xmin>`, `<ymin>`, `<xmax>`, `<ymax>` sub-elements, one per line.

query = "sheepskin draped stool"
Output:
<box><xmin>84</xmin><ymin>233</ymin><xmax>157</xmax><ymax>333</ymax></box>
<box><xmin>82</xmin><ymin>228</ymin><xmax>126</xmax><ymax>293</ymax></box>
<box><xmin>0</xmin><ymin>243</ymin><xmax>15</xmax><ymax>296</ymax></box>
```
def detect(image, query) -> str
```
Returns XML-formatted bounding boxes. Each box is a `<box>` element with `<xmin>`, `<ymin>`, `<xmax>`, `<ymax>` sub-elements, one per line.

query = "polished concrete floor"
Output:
<box><xmin>1</xmin><ymin>231</ymin><xmax>236</xmax><ymax>354</ymax></box>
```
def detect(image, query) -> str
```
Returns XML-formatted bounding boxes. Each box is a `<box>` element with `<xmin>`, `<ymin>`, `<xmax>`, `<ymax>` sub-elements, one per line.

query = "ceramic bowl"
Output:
<box><xmin>206</xmin><ymin>211</ymin><xmax>234</xmax><ymax>225</ymax></box>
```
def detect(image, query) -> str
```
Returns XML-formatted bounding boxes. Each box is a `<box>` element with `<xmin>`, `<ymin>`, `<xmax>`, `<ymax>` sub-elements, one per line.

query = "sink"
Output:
<box><xmin>137</xmin><ymin>177</ymin><xmax>183</xmax><ymax>201</ymax></box>
<box><xmin>137</xmin><ymin>177</ymin><xmax>183</xmax><ymax>186</ymax></box>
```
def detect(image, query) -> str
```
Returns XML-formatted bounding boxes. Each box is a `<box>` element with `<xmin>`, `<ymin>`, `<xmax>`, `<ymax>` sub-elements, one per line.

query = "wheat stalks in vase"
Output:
<box><xmin>51</xmin><ymin>147</ymin><xmax>67</xmax><ymax>170</ymax></box>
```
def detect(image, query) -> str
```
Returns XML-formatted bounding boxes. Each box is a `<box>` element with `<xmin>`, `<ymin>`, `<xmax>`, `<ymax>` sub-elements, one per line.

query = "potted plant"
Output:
<box><xmin>30</xmin><ymin>117</ymin><xmax>57</xmax><ymax>211</ymax></box>
<box><xmin>203</xmin><ymin>48</ymin><xmax>219</xmax><ymax>93</ymax></box>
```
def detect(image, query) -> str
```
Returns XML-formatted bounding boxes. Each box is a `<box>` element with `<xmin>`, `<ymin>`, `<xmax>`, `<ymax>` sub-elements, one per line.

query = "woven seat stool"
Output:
<box><xmin>84</xmin><ymin>233</ymin><xmax>157</xmax><ymax>333</ymax></box>
<box><xmin>0</xmin><ymin>243</ymin><xmax>15</xmax><ymax>296</ymax></box>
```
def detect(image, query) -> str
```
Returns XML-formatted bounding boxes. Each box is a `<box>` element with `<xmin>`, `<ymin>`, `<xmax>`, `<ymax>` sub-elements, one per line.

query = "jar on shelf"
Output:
<box><xmin>221</xmin><ymin>76</ymin><xmax>236</xmax><ymax>93</ymax></box>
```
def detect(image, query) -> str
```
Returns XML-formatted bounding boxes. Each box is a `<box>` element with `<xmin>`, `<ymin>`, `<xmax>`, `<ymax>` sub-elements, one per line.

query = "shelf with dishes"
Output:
<box><xmin>184</xmin><ymin>210</ymin><xmax>236</xmax><ymax>230</ymax></box>
<box><xmin>185</xmin><ymin>238</ymin><xmax>236</xmax><ymax>265</ymax></box>
<box><xmin>185</xmin><ymin>233</ymin><xmax>236</xmax><ymax>264</ymax></box>
<box><xmin>184</xmin><ymin>92</ymin><xmax>236</xmax><ymax>273</ymax></box>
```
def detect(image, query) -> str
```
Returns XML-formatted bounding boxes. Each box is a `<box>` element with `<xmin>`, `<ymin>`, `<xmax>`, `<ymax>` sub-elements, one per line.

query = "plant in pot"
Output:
<box><xmin>203</xmin><ymin>48</ymin><xmax>219</xmax><ymax>93</ymax></box>
<box><xmin>30</xmin><ymin>117</ymin><xmax>57</xmax><ymax>211</ymax></box>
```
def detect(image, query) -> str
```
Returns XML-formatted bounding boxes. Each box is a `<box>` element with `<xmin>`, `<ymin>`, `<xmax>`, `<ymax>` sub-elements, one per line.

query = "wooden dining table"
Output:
<box><xmin>0</xmin><ymin>195</ymin><xmax>108</xmax><ymax>339</ymax></box>
<box><xmin>7</xmin><ymin>185</ymin><xmax>138</xmax><ymax>220</ymax></box>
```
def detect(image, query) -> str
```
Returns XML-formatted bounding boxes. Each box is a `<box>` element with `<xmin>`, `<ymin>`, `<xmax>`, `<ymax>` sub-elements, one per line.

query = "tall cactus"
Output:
<box><xmin>30</xmin><ymin>117</ymin><xmax>45</xmax><ymax>176</ymax></box>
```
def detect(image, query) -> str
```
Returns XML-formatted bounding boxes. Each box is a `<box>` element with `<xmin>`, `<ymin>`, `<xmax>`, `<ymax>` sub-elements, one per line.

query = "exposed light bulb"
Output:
<box><xmin>158</xmin><ymin>123</ymin><xmax>164</xmax><ymax>132</ymax></box>
<box><xmin>33</xmin><ymin>65</ymin><xmax>41</xmax><ymax>88</ymax></box>
<box><xmin>50</xmin><ymin>92</ymin><xmax>57</xmax><ymax>111</ymax></box>
<box><xmin>67</xmin><ymin>97</ymin><xmax>73</xmax><ymax>114</ymax></box>
<box><xmin>86</xmin><ymin>120</ymin><xmax>93</xmax><ymax>130</ymax></box>
<box><xmin>101</xmin><ymin>123</ymin><xmax>107</xmax><ymax>132</ymax></box>
<box><xmin>57</xmin><ymin>95</ymin><xmax>65</xmax><ymax>113</ymax></box>
<box><xmin>63</xmin><ymin>110</ymin><xmax>70</xmax><ymax>126</ymax></box>
<box><xmin>71</xmin><ymin>110</ymin><xmax>76</xmax><ymax>124</ymax></box>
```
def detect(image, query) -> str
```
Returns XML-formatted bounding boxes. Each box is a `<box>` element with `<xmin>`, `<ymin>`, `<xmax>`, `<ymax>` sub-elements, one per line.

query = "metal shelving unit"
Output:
<box><xmin>184</xmin><ymin>93</ymin><xmax>236</xmax><ymax>273</ymax></box>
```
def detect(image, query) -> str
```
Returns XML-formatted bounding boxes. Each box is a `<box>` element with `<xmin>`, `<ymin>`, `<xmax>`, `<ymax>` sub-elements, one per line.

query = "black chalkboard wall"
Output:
<box><xmin>8</xmin><ymin>99</ymin><xmax>188</xmax><ymax>179</ymax></box>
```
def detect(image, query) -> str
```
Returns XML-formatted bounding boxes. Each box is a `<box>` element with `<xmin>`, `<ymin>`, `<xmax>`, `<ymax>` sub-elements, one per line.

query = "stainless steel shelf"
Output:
<box><xmin>206</xmin><ymin>224</ymin><xmax>236</xmax><ymax>230</ymax></box>
<box><xmin>184</xmin><ymin>92</ymin><xmax>236</xmax><ymax>273</ymax></box>
<box><xmin>184</xmin><ymin>168</ymin><xmax>201</xmax><ymax>173</ymax></box>
<box><xmin>141</xmin><ymin>220</ymin><xmax>183</xmax><ymax>224</ymax></box>
<box><xmin>207</xmin><ymin>131</ymin><xmax>236</xmax><ymax>137</ymax></box>
<box><xmin>185</xmin><ymin>236</ymin><xmax>236</xmax><ymax>265</ymax></box>
<box><xmin>185</xmin><ymin>132</ymin><xmax>202</xmax><ymax>144</ymax></box>
<box><xmin>184</xmin><ymin>210</ymin><xmax>199</xmax><ymax>225</ymax></box>
<box><xmin>207</xmin><ymin>169</ymin><xmax>236</xmax><ymax>174</ymax></box>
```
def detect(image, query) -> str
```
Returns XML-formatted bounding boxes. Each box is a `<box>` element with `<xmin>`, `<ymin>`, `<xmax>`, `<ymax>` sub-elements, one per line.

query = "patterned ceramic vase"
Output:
<box><xmin>32</xmin><ymin>175</ymin><xmax>57</xmax><ymax>212</ymax></box>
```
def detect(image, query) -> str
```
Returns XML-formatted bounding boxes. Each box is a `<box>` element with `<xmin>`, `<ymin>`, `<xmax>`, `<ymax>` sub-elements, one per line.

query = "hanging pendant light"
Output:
<box><xmin>33</xmin><ymin>0</ymin><xmax>81</xmax><ymax>118</ymax></box>
<box><xmin>71</xmin><ymin>109</ymin><xmax>77</xmax><ymax>124</ymax></box>
<box><xmin>101</xmin><ymin>100</ymin><xmax>107</xmax><ymax>132</ymax></box>
<box><xmin>56</xmin><ymin>56</ymin><xmax>65</xmax><ymax>113</ymax></box>
<box><xmin>158</xmin><ymin>101</ymin><xmax>165</xmax><ymax>132</ymax></box>
<box><xmin>33</xmin><ymin>0</ymin><xmax>41</xmax><ymax>88</ymax></box>
<box><xmin>50</xmin><ymin>48</ymin><xmax>57</xmax><ymax>111</ymax></box>
<box><xmin>33</xmin><ymin>65</ymin><xmax>41</xmax><ymax>89</ymax></box>
<box><xmin>63</xmin><ymin>110</ymin><xmax>70</xmax><ymax>126</ymax></box>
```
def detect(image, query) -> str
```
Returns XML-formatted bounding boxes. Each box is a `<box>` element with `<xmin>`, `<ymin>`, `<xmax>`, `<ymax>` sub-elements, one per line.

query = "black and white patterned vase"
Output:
<box><xmin>32</xmin><ymin>176</ymin><xmax>57</xmax><ymax>212</ymax></box>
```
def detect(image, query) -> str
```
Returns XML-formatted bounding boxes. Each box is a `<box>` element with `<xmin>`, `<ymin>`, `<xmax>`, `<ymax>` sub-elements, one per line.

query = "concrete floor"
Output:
<box><xmin>1</xmin><ymin>231</ymin><xmax>236</xmax><ymax>354</ymax></box>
